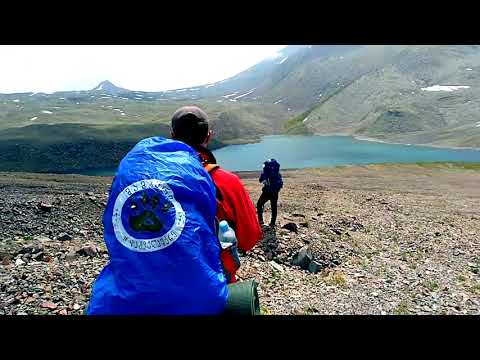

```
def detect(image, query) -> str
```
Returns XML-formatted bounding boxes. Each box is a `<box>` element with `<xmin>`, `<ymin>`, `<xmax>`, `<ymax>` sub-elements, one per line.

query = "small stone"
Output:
<box><xmin>6</xmin><ymin>297</ymin><xmax>18</xmax><ymax>305</ymax></box>
<box><xmin>330</xmin><ymin>227</ymin><xmax>342</xmax><ymax>235</ymax></box>
<box><xmin>25</xmin><ymin>297</ymin><xmax>36</xmax><ymax>304</ymax></box>
<box><xmin>86</xmin><ymin>192</ymin><xmax>95</xmax><ymax>196</ymax></box>
<box><xmin>23</xmin><ymin>244</ymin><xmax>43</xmax><ymax>253</ymax></box>
<box><xmin>270</xmin><ymin>261</ymin><xmax>284</xmax><ymax>272</ymax></box>
<box><xmin>258</xmin><ymin>255</ymin><xmax>266</xmax><ymax>262</ymax></box>
<box><xmin>57</xmin><ymin>233</ymin><xmax>73</xmax><ymax>241</ymax></box>
<box><xmin>38</xmin><ymin>202</ymin><xmax>53</xmax><ymax>212</ymax></box>
<box><xmin>31</xmin><ymin>252</ymin><xmax>44</xmax><ymax>261</ymax></box>
<box><xmin>65</xmin><ymin>251</ymin><xmax>77</xmax><ymax>261</ymax></box>
<box><xmin>292</xmin><ymin>213</ymin><xmax>305</xmax><ymax>218</ymax></box>
<box><xmin>17</xmin><ymin>312</ymin><xmax>28</xmax><ymax>316</ymax></box>
<box><xmin>58</xmin><ymin>309</ymin><xmax>68</xmax><ymax>315</ymax></box>
<box><xmin>15</xmin><ymin>258</ymin><xmax>25</xmax><ymax>266</ymax></box>
<box><xmin>40</xmin><ymin>301</ymin><xmax>57</xmax><ymax>310</ymax></box>
<box><xmin>73</xmin><ymin>303</ymin><xmax>81</xmax><ymax>310</ymax></box>
<box><xmin>34</xmin><ymin>235</ymin><xmax>51</xmax><ymax>243</ymax></box>
<box><xmin>282</xmin><ymin>223</ymin><xmax>298</xmax><ymax>233</ymax></box>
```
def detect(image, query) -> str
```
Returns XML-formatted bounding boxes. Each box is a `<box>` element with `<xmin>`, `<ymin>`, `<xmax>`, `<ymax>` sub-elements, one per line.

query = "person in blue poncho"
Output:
<box><xmin>85</xmin><ymin>131</ymin><xmax>228</xmax><ymax>315</ymax></box>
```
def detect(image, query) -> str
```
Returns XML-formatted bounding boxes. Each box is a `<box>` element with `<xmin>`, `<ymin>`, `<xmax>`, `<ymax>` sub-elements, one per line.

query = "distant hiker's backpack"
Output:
<box><xmin>262</xmin><ymin>159</ymin><xmax>283</xmax><ymax>193</ymax></box>
<box><xmin>86</xmin><ymin>137</ymin><xmax>228</xmax><ymax>315</ymax></box>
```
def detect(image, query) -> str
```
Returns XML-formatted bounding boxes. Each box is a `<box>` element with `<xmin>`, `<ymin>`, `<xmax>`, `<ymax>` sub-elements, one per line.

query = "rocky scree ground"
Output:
<box><xmin>0</xmin><ymin>164</ymin><xmax>479</xmax><ymax>315</ymax></box>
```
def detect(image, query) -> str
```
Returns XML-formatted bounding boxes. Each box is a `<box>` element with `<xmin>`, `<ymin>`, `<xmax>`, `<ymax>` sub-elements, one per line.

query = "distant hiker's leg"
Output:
<box><xmin>257</xmin><ymin>192</ymin><xmax>269</xmax><ymax>225</ymax></box>
<box><xmin>269</xmin><ymin>192</ymin><xmax>279</xmax><ymax>227</ymax></box>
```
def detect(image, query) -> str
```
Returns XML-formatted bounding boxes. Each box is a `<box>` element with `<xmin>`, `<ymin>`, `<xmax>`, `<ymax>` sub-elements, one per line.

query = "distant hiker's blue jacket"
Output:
<box><xmin>86</xmin><ymin>137</ymin><xmax>228</xmax><ymax>315</ymax></box>
<box><xmin>259</xmin><ymin>159</ymin><xmax>283</xmax><ymax>193</ymax></box>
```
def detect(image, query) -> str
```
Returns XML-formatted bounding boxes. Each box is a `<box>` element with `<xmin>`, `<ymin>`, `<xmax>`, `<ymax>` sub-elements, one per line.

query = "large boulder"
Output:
<box><xmin>291</xmin><ymin>245</ymin><xmax>312</xmax><ymax>270</ymax></box>
<box><xmin>57</xmin><ymin>233</ymin><xmax>73</xmax><ymax>241</ymax></box>
<box><xmin>77</xmin><ymin>245</ymin><xmax>98</xmax><ymax>257</ymax></box>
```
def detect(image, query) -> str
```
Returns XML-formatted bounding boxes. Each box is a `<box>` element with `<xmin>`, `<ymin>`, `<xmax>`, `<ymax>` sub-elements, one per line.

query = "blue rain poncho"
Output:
<box><xmin>86</xmin><ymin>137</ymin><xmax>228</xmax><ymax>315</ymax></box>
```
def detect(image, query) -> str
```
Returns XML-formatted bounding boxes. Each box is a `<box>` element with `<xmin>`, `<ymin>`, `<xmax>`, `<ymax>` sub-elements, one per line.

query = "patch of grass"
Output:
<box><xmin>283</xmin><ymin>110</ymin><xmax>314</xmax><ymax>135</ymax></box>
<box><xmin>260</xmin><ymin>306</ymin><xmax>273</xmax><ymax>315</ymax></box>
<box><xmin>414</xmin><ymin>162</ymin><xmax>480</xmax><ymax>171</ymax></box>
<box><xmin>303</xmin><ymin>307</ymin><xmax>319</xmax><ymax>315</ymax></box>
<box><xmin>324</xmin><ymin>270</ymin><xmax>348</xmax><ymax>288</ymax></box>
<box><xmin>394</xmin><ymin>300</ymin><xmax>410</xmax><ymax>315</ymax></box>
<box><xmin>471</xmin><ymin>283</ymin><xmax>480</xmax><ymax>295</ymax></box>
<box><xmin>457</xmin><ymin>274</ymin><xmax>467</xmax><ymax>282</ymax></box>
<box><xmin>360</xmin><ymin>257</ymin><xmax>369</xmax><ymax>270</ymax></box>
<box><xmin>469</xmin><ymin>259</ymin><xmax>480</xmax><ymax>274</ymax></box>
<box><xmin>368</xmin><ymin>110</ymin><xmax>423</xmax><ymax>134</ymax></box>
<box><xmin>424</xmin><ymin>280</ymin><xmax>439</xmax><ymax>292</ymax></box>
<box><xmin>23</xmin><ymin>235</ymin><xmax>33</xmax><ymax>241</ymax></box>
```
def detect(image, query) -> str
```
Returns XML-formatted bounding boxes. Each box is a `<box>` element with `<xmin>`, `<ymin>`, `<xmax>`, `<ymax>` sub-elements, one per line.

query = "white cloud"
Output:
<box><xmin>0</xmin><ymin>45</ymin><xmax>286</xmax><ymax>93</ymax></box>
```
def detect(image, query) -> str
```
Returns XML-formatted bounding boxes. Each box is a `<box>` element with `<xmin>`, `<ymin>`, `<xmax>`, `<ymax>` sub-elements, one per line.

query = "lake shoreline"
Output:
<box><xmin>282</xmin><ymin>132</ymin><xmax>480</xmax><ymax>150</ymax></box>
<box><xmin>353</xmin><ymin>135</ymin><xmax>480</xmax><ymax>151</ymax></box>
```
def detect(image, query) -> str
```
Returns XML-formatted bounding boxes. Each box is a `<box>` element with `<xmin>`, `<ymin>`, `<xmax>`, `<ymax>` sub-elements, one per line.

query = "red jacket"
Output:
<box><xmin>197</xmin><ymin>146</ymin><xmax>262</xmax><ymax>281</ymax></box>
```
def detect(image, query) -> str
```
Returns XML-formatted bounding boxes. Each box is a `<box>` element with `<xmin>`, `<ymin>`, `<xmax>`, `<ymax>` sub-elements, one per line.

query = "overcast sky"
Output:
<box><xmin>0</xmin><ymin>45</ymin><xmax>286</xmax><ymax>94</ymax></box>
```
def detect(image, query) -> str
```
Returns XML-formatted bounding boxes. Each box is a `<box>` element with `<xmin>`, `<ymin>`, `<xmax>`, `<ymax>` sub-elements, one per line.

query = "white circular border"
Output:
<box><xmin>112</xmin><ymin>179</ymin><xmax>186</xmax><ymax>252</ymax></box>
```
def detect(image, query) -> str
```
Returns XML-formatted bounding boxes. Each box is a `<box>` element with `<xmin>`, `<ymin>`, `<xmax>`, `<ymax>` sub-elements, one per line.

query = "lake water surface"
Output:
<box><xmin>81</xmin><ymin>135</ymin><xmax>480</xmax><ymax>175</ymax></box>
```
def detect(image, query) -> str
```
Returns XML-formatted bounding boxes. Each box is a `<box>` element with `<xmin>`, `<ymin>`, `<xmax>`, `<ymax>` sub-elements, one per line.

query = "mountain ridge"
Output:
<box><xmin>1</xmin><ymin>45</ymin><xmax>480</xmax><ymax>174</ymax></box>
<box><xmin>91</xmin><ymin>80</ymin><xmax>130</xmax><ymax>94</ymax></box>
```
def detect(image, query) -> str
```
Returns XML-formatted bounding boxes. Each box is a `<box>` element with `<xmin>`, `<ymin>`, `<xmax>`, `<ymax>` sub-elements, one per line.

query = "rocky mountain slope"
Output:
<box><xmin>1</xmin><ymin>163</ymin><xmax>479</xmax><ymax>315</ymax></box>
<box><xmin>295</xmin><ymin>46</ymin><xmax>480</xmax><ymax>147</ymax></box>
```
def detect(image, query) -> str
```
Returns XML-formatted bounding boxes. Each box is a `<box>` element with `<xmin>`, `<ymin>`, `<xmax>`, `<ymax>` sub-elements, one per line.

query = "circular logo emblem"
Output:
<box><xmin>112</xmin><ymin>179</ymin><xmax>186</xmax><ymax>252</ymax></box>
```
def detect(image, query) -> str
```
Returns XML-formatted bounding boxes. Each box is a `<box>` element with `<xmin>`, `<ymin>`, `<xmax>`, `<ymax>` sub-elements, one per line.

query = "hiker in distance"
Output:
<box><xmin>257</xmin><ymin>159</ymin><xmax>283</xmax><ymax>228</ymax></box>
